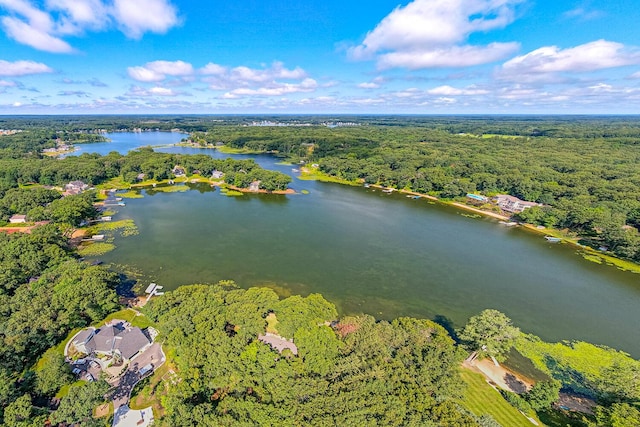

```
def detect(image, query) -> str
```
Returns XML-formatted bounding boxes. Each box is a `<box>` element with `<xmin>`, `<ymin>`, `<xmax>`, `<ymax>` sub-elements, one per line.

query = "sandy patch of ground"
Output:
<box><xmin>464</xmin><ymin>358</ymin><xmax>533</xmax><ymax>394</ymax></box>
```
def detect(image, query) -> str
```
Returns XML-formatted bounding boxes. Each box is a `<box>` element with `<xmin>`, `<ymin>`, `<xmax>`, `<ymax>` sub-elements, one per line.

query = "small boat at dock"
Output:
<box><xmin>499</xmin><ymin>221</ymin><xmax>518</xmax><ymax>227</ymax></box>
<box><xmin>382</xmin><ymin>188</ymin><xmax>394</xmax><ymax>193</ymax></box>
<box><xmin>544</xmin><ymin>236</ymin><xmax>561</xmax><ymax>243</ymax></box>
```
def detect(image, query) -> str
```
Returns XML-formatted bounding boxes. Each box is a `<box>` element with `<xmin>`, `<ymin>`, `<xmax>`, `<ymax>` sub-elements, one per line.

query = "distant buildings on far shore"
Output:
<box><xmin>247</xmin><ymin>120</ymin><xmax>361</xmax><ymax>128</ymax></box>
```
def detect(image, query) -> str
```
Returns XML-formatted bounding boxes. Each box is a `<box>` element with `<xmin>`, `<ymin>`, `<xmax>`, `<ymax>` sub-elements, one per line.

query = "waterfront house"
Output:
<box><xmin>64</xmin><ymin>180</ymin><xmax>90</xmax><ymax>195</ymax></box>
<box><xmin>493</xmin><ymin>195</ymin><xmax>539</xmax><ymax>213</ymax></box>
<box><xmin>249</xmin><ymin>180</ymin><xmax>261</xmax><ymax>192</ymax></box>
<box><xmin>9</xmin><ymin>214</ymin><xmax>27</xmax><ymax>224</ymax></box>
<box><xmin>211</xmin><ymin>170</ymin><xmax>225</xmax><ymax>180</ymax></box>
<box><xmin>71</xmin><ymin>320</ymin><xmax>152</xmax><ymax>361</ymax></box>
<box><xmin>172</xmin><ymin>166</ymin><xmax>186</xmax><ymax>177</ymax></box>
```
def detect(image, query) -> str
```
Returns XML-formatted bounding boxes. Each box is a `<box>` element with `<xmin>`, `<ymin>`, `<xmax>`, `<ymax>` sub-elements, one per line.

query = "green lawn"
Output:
<box><xmin>460</xmin><ymin>369</ymin><xmax>538</xmax><ymax>427</ymax></box>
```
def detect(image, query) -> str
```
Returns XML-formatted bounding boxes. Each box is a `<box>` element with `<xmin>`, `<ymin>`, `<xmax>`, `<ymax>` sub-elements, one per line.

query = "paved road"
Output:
<box><xmin>109</xmin><ymin>343</ymin><xmax>164</xmax><ymax>409</ymax></box>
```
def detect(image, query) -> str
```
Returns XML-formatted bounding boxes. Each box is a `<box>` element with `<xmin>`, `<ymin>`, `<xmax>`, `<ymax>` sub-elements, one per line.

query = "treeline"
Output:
<box><xmin>0</xmin><ymin>147</ymin><xmax>291</xmax><ymax>197</ymax></box>
<box><xmin>182</xmin><ymin>120</ymin><xmax>640</xmax><ymax>263</ymax></box>
<box><xmin>143</xmin><ymin>283</ymin><xmax>485</xmax><ymax>426</ymax></box>
<box><xmin>0</xmin><ymin>226</ymin><xmax>120</xmax><ymax>426</ymax></box>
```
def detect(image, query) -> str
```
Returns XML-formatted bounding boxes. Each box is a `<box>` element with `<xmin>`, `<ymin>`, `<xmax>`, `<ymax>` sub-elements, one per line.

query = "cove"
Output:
<box><xmin>77</xmin><ymin>133</ymin><xmax>640</xmax><ymax>357</ymax></box>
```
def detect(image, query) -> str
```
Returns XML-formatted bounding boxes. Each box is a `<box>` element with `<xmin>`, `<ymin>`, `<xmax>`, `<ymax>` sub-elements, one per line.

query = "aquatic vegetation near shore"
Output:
<box><xmin>579</xmin><ymin>250</ymin><xmax>640</xmax><ymax>273</ymax></box>
<box><xmin>119</xmin><ymin>191</ymin><xmax>144</xmax><ymax>199</ymax></box>
<box><xmin>148</xmin><ymin>185</ymin><xmax>190</xmax><ymax>194</ymax></box>
<box><xmin>91</xmin><ymin>219</ymin><xmax>139</xmax><ymax>237</ymax></box>
<box><xmin>77</xmin><ymin>242</ymin><xmax>116</xmax><ymax>256</ymax></box>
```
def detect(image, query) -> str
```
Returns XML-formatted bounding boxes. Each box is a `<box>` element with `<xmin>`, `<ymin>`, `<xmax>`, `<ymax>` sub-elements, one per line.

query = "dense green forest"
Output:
<box><xmin>0</xmin><ymin>116</ymin><xmax>639</xmax><ymax>425</ymax></box>
<box><xmin>182</xmin><ymin>117</ymin><xmax>640</xmax><ymax>263</ymax></box>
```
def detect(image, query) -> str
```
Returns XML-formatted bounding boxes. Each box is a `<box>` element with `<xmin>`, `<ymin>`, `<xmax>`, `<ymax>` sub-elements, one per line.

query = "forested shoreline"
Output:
<box><xmin>0</xmin><ymin>116</ymin><xmax>638</xmax><ymax>426</ymax></box>
<box><xmin>182</xmin><ymin>117</ymin><xmax>640</xmax><ymax>264</ymax></box>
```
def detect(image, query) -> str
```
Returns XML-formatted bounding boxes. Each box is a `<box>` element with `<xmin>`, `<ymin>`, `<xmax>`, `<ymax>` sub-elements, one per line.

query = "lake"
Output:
<box><xmin>78</xmin><ymin>132</ymin><xmax>640</xmax><ymax>357</ymax></box>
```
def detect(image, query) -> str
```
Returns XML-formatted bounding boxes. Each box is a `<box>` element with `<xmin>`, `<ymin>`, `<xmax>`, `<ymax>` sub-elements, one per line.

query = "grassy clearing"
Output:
<box><xmin>77</xmin><ymin>242</ymin><xmax>116</xmax><ymax>256</ymax></box>
<box><xmin>515</xmin><ymin>334</ymin><xmax>640</xmax><ymax>396</ymax></box>
<box><xmin>265</xmin><ymin>313</ymin><xmax>279</xmax><ymax>334</ymax></box>
<box><xmin>95</xmin><ymin>308</ymin><xmax>154</xmax><ymax>329</ymax></box>
<box><xmin>480</xmin><ymin>134</ymin><xmax>523</xmax><ymax>140</ymax></box>
<box><xmin>299</xmin><ymin>169</ymin><xmax>360</xmax><ymax>186</ymax></box>
<box><xmin>216</xmin><ymin>146</ymin><xmax>265</xmax><ymax>154</ymax></box>
<box><xmin>460</xmin><ymin>369</ymin><xmax>535</xmax><ymax>427</ymax></box>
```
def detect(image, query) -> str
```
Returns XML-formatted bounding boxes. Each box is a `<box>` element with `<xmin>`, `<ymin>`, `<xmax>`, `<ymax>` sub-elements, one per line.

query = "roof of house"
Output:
<box><xmin>73</xmin><ymin>328</ymin><xmax>94</xmax><ymax>345</ymax></box>
<box><xmin>9</xmin><ymin>214</ymin><xmax>27</xmax><ymax>220</ymax></box>
<box><xmin>73</xmin><ymin>320</ymin><xmax>151</xmax><ymax>360</ymax></box>
<box><xmin>259</xmin><ymin>333</ymin><xmax>298</xmax><ymax>355</ymax></box>
<box><xmin>118</xmin><ymin>328</ymin><xmax>152</xmax><ymax>360</ymax></box>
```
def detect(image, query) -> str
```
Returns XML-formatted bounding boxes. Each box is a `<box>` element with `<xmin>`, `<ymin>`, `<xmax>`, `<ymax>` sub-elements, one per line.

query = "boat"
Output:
<box><xmin>412</xmin><ymin>195</ymin><xmax>421</xmax><ymax>199</ymax></box>
<box><xmin>544</xmin><ymin>236</ymin><xmax>561</xmax><ymax>243</ymax></box>
<box><xmin>292</xmin><ymin>168</ymin><xmax>300</xmax><ymax>173</ymax></box>
<box><xmin>363</xmin><ymin>183</ymin><xmax>370</xmax><ymax>188</ymax></box>
<box><xmin>382</xmin><ymin>188</ymin><xmax>394</xmax><ymax>193</ymax></box>
<box><xmin>498</xmin><ymin>221</ymin><xmax>518</xmax><ymax>227</ymax></box>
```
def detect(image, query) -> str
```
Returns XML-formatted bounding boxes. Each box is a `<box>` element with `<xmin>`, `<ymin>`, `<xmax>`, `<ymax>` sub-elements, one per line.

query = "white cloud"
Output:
<box><xmin>0</xmin><ymin>80</ymin><xmax>16</xmax><ymax>87</ymax></box>
<box><xmin>357</xmin><ymin>76</ymin><xmax>385</xmax><ymax>89</ymax></box>
<box><xmin>128</xmin><ymin>60</ymin><xmax>194</xmax><ymax>82</ymax></box>
<box><xmin>0</xmin><ymin>0</ymin><xmax>180</xmax><ymax>52</ymax></box>
<box><xmin>222</xmin><ymin>78</ymin><xmax>317</xmax><ymax>98</ymax></box>
<box><xmin>349</xmin><ymin>0</ymin><xmax>522</xmax><ymax>69</ymax></box>
<box><xmin>378</xmin><ymin>42</ymin><xmax>520</xmax><ymax>69</ymax></box>
<box><xmin>127</xmin><ymin>66</ymin><xmax>164</xmax><ymax>82</ymax></box>
<box><xmin>499</xmin><ymin>40</ymin><xmax>640</xmax><ymax>80</ymax></box>
<box><xmin>111</xmin><ymin>0</ymin><xmax>179</xmax><ymax>39</ymax></box>
<box><xmin>0</xmin><ymin>59</ymin><xmax>54</xmax><ymax>76</ymax></box>
<box><xmin>46</xmin><ymin>0</ymin><xmax>107</xmax><ymax>34</ymax></box>
<box><xmin>200</xmin><ymin>62</ymin><xmax>227</xmax><ymax>76</ymax></box>
<box><xmin>126</xmin><ymin>85</ymin><xmax>181</xmax><ymax>97</ymax></box>
<box><xmin>229</xmin><ymin>62</ymin><xmax>306</xmax><ymax>84</ymax></box>
<box><xmin>563</xmin><ymin>6</ymin><xmax>604</xmax><ymax>21</ymax></box>
<box><xmin>426</xmin><ymin>85</ymin><xmax>488</xmax><ymax>95</ymax></box>
<box><xmin>1</xmin><ymin>16</ymin><xmax>73</xmax><ymax>52</ymax></box>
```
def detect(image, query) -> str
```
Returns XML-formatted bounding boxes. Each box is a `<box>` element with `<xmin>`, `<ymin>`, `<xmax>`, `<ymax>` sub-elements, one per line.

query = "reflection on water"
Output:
<box><xmin>77</xmin><ymin>134</ymin><xmax>640</xmax><ymax>357</ymax></box>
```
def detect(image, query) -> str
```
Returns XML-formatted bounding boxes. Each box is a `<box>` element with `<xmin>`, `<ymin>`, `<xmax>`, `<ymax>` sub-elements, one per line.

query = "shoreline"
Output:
<box><xmin>98</xmin><ymin>176</ymin><xmax>295</xmax><ymax>196</ymax></box>
<box><xmin>317</xmin><ymin>178</ymin><xmax>640</xmax><ymax>273</ymax></box>
<box><xmin>368</xmin><ymin>184</ymin><xmax>510</xmax><ymax>221</ymax></box>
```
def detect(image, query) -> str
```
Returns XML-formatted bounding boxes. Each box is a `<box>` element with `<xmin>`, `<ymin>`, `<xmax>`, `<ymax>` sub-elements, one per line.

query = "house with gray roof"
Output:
<box><xmin>72</xmin><ymin>320</ymin><xmax>152</xmax><ymax>361</ymax></box>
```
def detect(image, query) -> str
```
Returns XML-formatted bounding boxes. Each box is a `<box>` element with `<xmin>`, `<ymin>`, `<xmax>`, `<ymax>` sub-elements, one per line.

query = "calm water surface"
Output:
<box><xmin>77</xmin><ymin>133</ymin><xmax>640</xmax><ymax>357</ymax></box>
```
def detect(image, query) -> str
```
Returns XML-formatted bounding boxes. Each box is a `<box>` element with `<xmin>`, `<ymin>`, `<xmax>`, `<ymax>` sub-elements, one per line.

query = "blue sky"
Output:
<box><xmin>1</xmin><ymin>0</ymin><xmax>640</xmax><ymax>114</ymax></box>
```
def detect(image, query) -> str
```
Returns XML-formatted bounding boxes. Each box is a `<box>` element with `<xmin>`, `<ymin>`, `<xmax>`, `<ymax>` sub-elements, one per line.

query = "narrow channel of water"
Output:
<box><xmin>76</xmin><ymin>133</ymin><xmax>640</xmax><ymax>357</ymax></box>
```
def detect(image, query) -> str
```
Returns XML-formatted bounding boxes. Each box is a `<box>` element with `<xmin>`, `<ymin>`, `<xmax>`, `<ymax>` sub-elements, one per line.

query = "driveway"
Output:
<box><xmin>109</xmin><ymin>343</ymin><xmax>165</xmax><ymax>409</ymax></box>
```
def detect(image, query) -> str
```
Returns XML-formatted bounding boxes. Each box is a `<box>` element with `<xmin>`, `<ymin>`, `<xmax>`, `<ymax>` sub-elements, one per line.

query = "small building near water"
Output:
<box><xmin>9</xmin><ymin>214</ymin><xmax>27</xmax><ymax>224</ymax></box>
<box><xmin>493</xmin><ymin>195</ymin><xmax>540</xmax><ymax>214</ymax></box>
<box><xmin>249</xmin><ymin>180</ymin><xmax>261</xmax><ymax>192</ymax></box>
